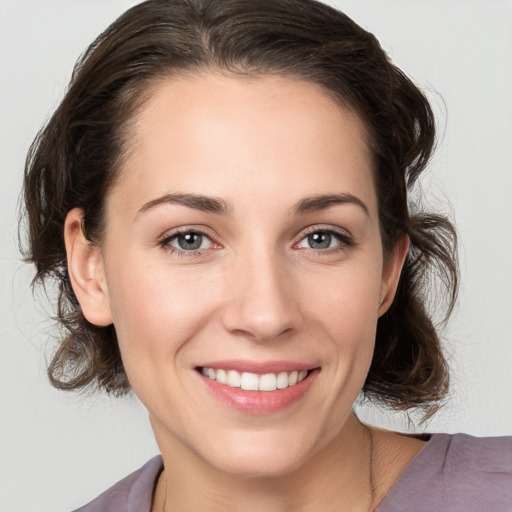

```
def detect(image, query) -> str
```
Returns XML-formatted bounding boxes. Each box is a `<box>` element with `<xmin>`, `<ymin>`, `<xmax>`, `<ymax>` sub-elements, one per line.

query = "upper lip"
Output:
<box><xmin>196</xmin><ymin>359</ymin><xmax>317</xmax><ymax>374</ymax></box>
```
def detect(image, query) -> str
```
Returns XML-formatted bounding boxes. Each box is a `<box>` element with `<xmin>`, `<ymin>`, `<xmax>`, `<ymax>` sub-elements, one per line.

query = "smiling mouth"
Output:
<box><xmin>198</xmin><ymin>367</ymin><xmax>311</xmax><ymax>391</ymax></box>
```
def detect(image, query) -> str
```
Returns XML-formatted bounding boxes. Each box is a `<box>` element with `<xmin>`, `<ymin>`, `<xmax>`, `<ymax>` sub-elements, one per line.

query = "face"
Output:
<box><xmin>67</xmin><ymin>72</ymin><xmax>406</xmax><ymax>478</ymax></box>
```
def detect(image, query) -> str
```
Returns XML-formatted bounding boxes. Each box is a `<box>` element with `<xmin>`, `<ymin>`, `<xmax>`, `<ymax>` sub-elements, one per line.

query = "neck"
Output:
<box><xmin>153</xmin><ymin>413</ymin><xmax>376</xmax><ymax>512</ymax></box>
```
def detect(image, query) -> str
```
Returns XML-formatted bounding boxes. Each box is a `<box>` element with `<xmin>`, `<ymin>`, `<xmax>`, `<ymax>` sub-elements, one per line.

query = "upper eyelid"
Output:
<box><xmin>297</xmin><ymin>224</ymin><xmax>353</xmax><ymax>240</ymax></box>
<box><xmin>159</xmin><ymin>226</ymin><xmax>218</xmax><ymax>242</ymax></box>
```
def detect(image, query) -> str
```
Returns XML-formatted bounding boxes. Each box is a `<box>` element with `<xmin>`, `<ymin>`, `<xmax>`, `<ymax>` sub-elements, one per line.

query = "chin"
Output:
<box><xmin>196</xmin><ymin>428</ymin><xmax>322</xmax><ymax>479</ymax></box>
<box><xmin>210</xmin><ymin>451</ymin><xmax>307</xmax><ymax>480</ymax></box>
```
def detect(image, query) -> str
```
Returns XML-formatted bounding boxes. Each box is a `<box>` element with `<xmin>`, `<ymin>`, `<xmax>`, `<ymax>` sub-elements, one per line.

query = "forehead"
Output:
<box><xmin>112</xmin><ymin>72</ymin><xmax>377</xmax><ymax>217</ymax></box>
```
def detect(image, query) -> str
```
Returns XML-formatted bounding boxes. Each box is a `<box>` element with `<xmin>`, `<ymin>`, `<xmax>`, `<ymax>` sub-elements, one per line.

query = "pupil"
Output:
<box><xmin>309</xmin><ymin>232</ymin><xmax>331</xmax><ymax>249</ymax></box>
<box><xmin>178</xmin><ymin>233</ymin><xmax>202</xmax><ymax>250</ymax></box>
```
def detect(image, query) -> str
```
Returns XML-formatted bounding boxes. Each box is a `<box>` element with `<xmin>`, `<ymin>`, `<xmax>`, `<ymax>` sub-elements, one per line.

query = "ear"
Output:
<box><xmin>378</xmin><ymin>233</ymin><xmax>409</xmax><ymax>317</ymax></box>
<box><xmin>64</xmin><ymin>208</ymin><xmax>113</xmax><ymax>326</ymax></box>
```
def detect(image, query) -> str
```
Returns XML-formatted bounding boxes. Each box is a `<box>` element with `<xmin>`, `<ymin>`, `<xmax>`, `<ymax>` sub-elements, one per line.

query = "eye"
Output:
<box><xmin>296</xmin><ymin>229</ymin><xmax>351</xmax><ymax>251</ymax></box>
<box><xmin>163</xmin><ymin>231</ymin><xmax>213</xmax><ymax>251</ymax></box>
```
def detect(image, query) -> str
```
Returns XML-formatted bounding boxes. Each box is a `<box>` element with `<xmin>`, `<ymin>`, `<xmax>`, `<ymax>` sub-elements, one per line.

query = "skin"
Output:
<box><xmin>65</xmin><ymin>73</ymin><xmax>424</xmax><ymax>511</ymax></box>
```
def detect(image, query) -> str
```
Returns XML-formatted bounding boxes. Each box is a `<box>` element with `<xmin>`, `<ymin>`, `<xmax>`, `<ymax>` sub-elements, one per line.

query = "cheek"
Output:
<box><xmin>304</xmin><ymin>262</ymin><xmax>382</xmax><ymax>346</ymax></box>
<box><xmin>106</xmin><ymin>258</ymin><xmax>220</xmax><ymax>361</ymax></box>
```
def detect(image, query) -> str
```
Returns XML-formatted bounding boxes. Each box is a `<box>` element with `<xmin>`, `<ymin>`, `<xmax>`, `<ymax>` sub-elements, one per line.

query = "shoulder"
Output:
<box><xmin>377</xmin><ymin>433</ymin><xmax>512</xmax><ymax>512</ymax></box>
<box><xmin>429</xmin><ymin>433</ymin><xmax>512</xmax><ymax>473</ymax></box>
<box><xmin>71</xmin><ymin>456</ymin><xmax>163</xmax><ymax>512</ymax></box>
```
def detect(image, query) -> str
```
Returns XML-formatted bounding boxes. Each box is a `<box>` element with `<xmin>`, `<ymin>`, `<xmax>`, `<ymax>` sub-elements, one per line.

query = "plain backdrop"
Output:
<box><xmin>1</xmin><ymin>1</ymin><xmax>511</xmax><ymax>511</ymax></box>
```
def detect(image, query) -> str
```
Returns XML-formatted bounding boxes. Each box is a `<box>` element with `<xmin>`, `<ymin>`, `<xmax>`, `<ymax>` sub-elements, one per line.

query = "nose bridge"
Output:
<box><xmin>222</xmin><ymin>243</ymin><xmax>301</xmax><ymax>341</ymax></box>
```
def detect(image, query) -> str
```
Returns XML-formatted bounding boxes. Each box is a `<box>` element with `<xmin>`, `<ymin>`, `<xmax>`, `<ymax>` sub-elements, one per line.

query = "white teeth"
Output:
<box><xmin>226</xmin><ymin>369</ymin><xmax>241</xmax><ymax>388</ymax></box>
<box><xmin>240</xmin><ymin>372</ymin><xmax>259</xmax><ymax>391</ymax></box>
<box><xmin>276</xmin><ymin>371</ymin><xmax>289</xmax><ymax>389</ymax></box>
<box><xmin>259</xmin><ymin>373</ymin><xmax>277</xmax><ymax>391</ymax></box>
<box><xmin>201</xmin><ymin>367</ymin><xmax>310</xmax><ymax>391</ymax></box>
<box><xmin>216</xmin><ymin>368</ymin><xmax>227</xmax><ymax>384</ymax></box>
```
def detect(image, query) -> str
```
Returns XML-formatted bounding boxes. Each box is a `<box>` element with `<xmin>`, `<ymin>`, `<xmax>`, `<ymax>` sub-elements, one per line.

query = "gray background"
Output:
<box><xmin>1</xmin><ymin>1</ymin><xmax>511</xmax><ymax>510</ymax></box>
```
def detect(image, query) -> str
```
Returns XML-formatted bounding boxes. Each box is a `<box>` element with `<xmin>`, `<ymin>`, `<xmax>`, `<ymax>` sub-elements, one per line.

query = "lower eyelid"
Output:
<box><xmin>166</xmin><ymin>247</ymin><xmax>203</xmax><ymax>258</ymax></box>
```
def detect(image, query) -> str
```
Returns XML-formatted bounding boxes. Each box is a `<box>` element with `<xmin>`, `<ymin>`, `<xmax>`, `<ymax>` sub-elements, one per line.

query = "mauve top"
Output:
<box><xmin>72</xmin><ymin>434</ymin><xmax>512</xmax><ymax>512</ymax></box>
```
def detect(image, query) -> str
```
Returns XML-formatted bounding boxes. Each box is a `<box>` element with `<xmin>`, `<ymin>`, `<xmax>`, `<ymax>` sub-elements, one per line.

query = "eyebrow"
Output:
<box><xmin>293</xmin><ymin>193</ymin><xmax>369</xmax><ymax>216</ymax></box>
<box><xmin>136</xmin><ymin>191</ymin><xmax>368</xmax><ymax>218</ymax></box>
<box><xmin>137</xmin><ymin>193</ymin><xmax>230</xmax><ymax>217</ymax></box>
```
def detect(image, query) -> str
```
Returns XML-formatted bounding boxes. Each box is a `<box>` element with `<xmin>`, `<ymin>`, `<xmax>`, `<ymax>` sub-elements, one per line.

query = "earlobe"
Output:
<box><xmin>64</xmin><ymin>208</ymin><xmax>113</xmax><ymax>327</ymax></box>
<box><xmin>378</xmin><ymin>234</ymin><xmax>409</xmax><ymax>316</ymax></box>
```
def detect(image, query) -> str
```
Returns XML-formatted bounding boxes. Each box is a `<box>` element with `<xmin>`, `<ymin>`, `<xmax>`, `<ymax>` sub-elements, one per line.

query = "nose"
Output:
<box><xmin>221</xmin><ymin>251</ymin><xmax>303</xmax><ymax>342</ymax></box>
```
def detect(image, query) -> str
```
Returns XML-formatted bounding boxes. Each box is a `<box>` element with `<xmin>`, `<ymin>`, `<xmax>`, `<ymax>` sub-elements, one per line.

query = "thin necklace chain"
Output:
<box><xmin>162</xmin><ymin>426</ymin><xmax>376</xmax><ymax>512</ymax></box>
<box><xmin>366</xmin><ymin>424</ymin><xmax>377</xmax><ymax>511</ymax></box>
<box><xmin>162</xmin><ymin>471</ymin><xmax>167</xmax><ymax>512</ymax></box>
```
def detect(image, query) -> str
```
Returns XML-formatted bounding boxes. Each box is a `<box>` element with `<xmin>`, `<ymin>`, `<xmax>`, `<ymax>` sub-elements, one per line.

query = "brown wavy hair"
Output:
<box><xmin>22</xmin><ymin>0</ymin><xmax>458</xmax><ymax>416</ymax></box>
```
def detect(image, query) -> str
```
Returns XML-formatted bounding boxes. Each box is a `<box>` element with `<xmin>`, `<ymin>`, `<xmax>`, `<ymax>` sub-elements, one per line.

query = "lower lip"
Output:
<box><xmin>199</xmin><ymin>369</ymin><xmax>319</xmax><ymax>414</ymax></box>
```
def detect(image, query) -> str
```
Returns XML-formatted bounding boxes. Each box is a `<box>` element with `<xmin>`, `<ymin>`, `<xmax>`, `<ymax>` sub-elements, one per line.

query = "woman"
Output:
<box><xmin>21</xmin><ymin>0</ymin><xmax>511</xmax><ymax>510</ymax></box>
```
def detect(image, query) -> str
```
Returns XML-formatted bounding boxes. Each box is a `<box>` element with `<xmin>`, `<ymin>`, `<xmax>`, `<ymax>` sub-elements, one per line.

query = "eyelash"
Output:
<box><xmin>158</xmin><ymin>226</ymin><xmax>354</xmax><ymax>258</ymax></box>
<box><xmin>158</xmin><ymin>227</ymin><xmax>219</xmax><ymax>258</ymax></box>
<box><xmin>294</xmin><ymin>227</ymin><xmax>354</xmax><ymax>254</ymax></box>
